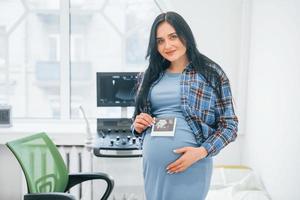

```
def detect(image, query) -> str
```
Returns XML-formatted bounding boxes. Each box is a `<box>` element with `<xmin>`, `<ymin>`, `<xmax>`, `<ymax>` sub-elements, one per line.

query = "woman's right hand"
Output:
<box><xmin>133</xmin><ymin>113</ymin><xmax>155</xmax><ymax>134</ymax></box>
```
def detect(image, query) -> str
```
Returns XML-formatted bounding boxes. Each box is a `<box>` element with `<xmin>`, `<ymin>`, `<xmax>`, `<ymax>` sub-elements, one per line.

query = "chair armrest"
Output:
<box><xmin>65</xmin><ymin>172</ymin><xmax>114</xmax><ymax>200</ymax></box>
<box><xmin>24</xmin><ymin>192</ymin><xmax>76</xmax><ymax>200</ymax></box>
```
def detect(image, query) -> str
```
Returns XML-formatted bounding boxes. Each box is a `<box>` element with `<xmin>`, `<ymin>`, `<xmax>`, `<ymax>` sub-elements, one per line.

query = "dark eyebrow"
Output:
<box><xmin>156</xmin><ymin>32</ymin><xmax>177</xmax><ymax>40</ymax></box>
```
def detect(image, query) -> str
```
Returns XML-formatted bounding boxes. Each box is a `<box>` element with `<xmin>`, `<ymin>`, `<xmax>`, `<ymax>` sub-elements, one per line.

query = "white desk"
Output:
<box><xmin>0</xmin><ymin>119</ymin><xmax>96</xmax><ymax>145</ymax></box>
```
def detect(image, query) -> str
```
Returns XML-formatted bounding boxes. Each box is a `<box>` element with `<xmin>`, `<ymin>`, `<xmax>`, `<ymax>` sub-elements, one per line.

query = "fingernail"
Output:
<box><xmin>173</xmin><ymin>150</ymin><xmax>177</xmax><ymax>153</ymax></box>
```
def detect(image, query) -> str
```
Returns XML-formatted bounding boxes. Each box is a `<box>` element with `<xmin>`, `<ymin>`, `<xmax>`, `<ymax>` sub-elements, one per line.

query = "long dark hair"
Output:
<box><xmin>133</xmin><ymin>11</ymin><xmax>228</xmax><ymax>117</ymax></box>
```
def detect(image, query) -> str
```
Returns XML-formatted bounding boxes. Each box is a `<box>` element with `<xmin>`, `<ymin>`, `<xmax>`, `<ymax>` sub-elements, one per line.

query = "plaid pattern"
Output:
<box><xmin>134</xmin><ymin>63</ymin><xmax>238</xmax><ymax>157</ymax></box>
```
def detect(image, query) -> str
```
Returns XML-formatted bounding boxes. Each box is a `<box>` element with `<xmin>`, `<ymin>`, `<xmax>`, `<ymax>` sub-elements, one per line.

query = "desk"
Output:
<box><xmin>0</xmin><ymin>119</ymin><xmax>94</xmax><ymax>145</ymax></box>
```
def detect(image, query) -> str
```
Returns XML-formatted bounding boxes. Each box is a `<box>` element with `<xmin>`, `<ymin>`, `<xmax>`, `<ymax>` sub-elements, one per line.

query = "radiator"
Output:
<box><xmin>58</xmin><ymin>145</ymin><xmax>93</xmax><ymax>200</ymax></box>
<box><xmin>58</xmin><ymin>146</ymin><xmax>144</xmax><ymax>200</ymax></box>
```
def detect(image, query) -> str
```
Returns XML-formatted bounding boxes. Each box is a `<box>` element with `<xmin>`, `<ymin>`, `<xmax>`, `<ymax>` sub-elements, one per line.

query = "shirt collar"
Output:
<box><xmin>184</xmin><ymin>62</ymin><xmax>193</xmax><ymax>72</ymax></box>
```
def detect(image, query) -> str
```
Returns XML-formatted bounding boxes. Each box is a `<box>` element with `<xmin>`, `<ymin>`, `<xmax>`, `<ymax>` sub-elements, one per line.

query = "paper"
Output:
<box><xmin>151</xmin><ymin>117</ymin><xmax>176</xmax><ymax>137</ymax></box>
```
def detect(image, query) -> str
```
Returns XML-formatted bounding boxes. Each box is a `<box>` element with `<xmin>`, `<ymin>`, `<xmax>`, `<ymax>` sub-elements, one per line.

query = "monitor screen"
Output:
<box><xmin>97</xmin><ymin>72</ymin><xmax>139</xmax><ymax>107</ymax></box>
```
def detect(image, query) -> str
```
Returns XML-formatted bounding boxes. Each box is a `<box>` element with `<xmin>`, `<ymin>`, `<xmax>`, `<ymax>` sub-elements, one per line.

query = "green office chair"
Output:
<box><xmin>6</xmin><ymin>132</ymin><xmax>114</xmax><ymax>200</ymax></box>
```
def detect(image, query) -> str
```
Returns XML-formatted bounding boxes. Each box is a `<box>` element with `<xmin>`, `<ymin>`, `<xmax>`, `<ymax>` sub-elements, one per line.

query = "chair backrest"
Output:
<box><xmin>6</xmin><ymin>133</ymin><xmax>69</xmax><ymax>193</ymax></box>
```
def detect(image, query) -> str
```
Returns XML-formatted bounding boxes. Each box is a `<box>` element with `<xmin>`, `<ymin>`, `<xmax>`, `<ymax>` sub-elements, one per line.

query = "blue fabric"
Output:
<box><xmin>143</xmin><ymin>72</ymin><xmax>213</xmax><ymax>200</ymax></box>
<box><xmin>134</xmin><ymin>63</ymin><xmax>238</xmax><ymax>157</ymax></box>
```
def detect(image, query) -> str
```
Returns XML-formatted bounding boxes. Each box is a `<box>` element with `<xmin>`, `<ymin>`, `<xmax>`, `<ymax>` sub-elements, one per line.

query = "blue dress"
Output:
<box><xmin>142</xmin><ymin>71</ymin><xmax>213</xmax><ymax>200</ymax></box>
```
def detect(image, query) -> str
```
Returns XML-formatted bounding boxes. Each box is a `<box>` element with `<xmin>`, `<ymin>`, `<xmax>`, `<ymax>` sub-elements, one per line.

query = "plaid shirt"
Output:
<box><xmin>133</xmin><ymin>63</ymin><xmax>238</xmax><ymax>157</ymax></box>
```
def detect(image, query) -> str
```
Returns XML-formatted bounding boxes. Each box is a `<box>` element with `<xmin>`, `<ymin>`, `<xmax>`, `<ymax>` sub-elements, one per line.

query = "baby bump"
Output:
<box><xmin>142</xmin><ymin>117</ymin><xmax>198</xmax><ymax>166</ymax></box>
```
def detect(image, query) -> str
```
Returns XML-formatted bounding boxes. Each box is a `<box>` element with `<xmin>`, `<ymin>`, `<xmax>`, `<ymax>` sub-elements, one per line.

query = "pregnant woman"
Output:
<box><xmin>132</xmin><ymin>11</ymin><xmax>238</xmax><ymax>200</ymax></box>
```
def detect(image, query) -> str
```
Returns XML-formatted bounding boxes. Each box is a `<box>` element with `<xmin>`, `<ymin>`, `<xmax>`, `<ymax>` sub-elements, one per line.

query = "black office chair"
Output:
<box><xmin>6</xmin><ymin>132</ymin><xmax>114</xmax><ymax>200</ymax></box>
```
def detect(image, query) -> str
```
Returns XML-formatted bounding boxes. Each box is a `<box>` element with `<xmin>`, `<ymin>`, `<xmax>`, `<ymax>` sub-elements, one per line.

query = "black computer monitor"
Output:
<box><xmin>97</xmin><ymin>72</ymin><xmax>139</xmax><ymax>107</ymax></box>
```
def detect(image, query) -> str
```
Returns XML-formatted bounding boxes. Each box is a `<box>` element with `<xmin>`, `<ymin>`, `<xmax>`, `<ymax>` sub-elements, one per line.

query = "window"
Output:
<box><xmin>69</xmin><ymin>0</ymin><xmax>161</xmax><ymax>118</ymax></box>
<box><xmin>0</xmin><ymin>0</ymin><xmax>61</xmax><ymax>118</ymax></box>
<box><xmin>0</xmin><ymin>0</ymin><xmax>162</xmax><ymax>119</ymax></box>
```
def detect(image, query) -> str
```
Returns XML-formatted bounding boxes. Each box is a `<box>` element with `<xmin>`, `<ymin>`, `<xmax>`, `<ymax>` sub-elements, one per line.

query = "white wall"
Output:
<box><xmin>242</xmin><ymin>0</ymin><xmax>300</xmax><ymax>199</ymax></box>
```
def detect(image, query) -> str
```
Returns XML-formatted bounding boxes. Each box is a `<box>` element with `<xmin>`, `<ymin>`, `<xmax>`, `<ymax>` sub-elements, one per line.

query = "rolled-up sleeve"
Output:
<box><xmin>201</xmin><ymin>80</ymin><xmax>238</xmax><ymax>157</ymax></box>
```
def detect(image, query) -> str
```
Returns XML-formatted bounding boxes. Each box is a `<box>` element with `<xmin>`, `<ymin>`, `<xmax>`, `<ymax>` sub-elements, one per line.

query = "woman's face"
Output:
<box><xmin>156</xmin><ymin>21</ymin><xmax>187</xmax><ymax>63</ymax></box>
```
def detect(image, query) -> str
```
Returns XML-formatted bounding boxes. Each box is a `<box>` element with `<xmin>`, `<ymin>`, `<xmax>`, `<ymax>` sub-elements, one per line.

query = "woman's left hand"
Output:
<box><xmin>166</xmin><ymin>147</ymin><xmax>208</xmax><ymax>174</ymax></box>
